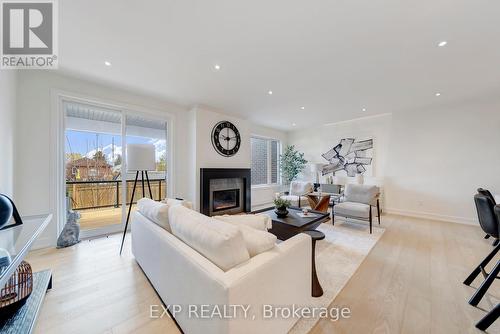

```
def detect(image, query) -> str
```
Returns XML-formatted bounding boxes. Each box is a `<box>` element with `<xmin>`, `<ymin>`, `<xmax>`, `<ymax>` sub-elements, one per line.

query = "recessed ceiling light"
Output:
<box><xmin>435</xmin><ymin>92</ymin><xmax>441</xmax><ymax>96</ymax></box>
<box><xmin>362</xmin><ymin>108</ymin><xmax>367</xmax><ymax>112</ymax></box>
<box><xmin>300</xmin><ymin>106</ymin><xmax>305</xmax><ymax>110</ymax></box>
<box><xmin>268</xmin><ymin>90</ymin><xmax>273</xmax><ymax>95</ymax></box>
<box><xmin>104</xmin><ymin>61</ymin><xmax>111</xmax><ymax>66</ymax></box>
<box><xmin>292</xmin><ymin>123</ymin><xmax>296</xmax><ymax>127</ymax></box>
<box><xmin>213</xmin><ymin>64</ymin><xmax>221</xmax><ymax>71</ymax></box>
<box><xmin>438</xmin><ymin>41</ymin><xmax>448</xmax><ymax>47</ymax></box>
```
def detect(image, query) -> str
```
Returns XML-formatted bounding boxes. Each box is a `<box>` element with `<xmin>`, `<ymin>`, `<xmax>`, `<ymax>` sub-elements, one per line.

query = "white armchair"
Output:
<box><xmin>333</xmin><ymin>184</ymin><xmax>380</xmax><ymax>233</ymax></box>
<box><xmin>280</xmin><ymin>181</ymin><xmax>313</xmax><ymax>207</ymax></box>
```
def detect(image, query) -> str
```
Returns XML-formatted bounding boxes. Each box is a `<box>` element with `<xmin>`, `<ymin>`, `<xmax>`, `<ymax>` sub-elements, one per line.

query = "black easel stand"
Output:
<box><xmin>119</xmin><ymin>170</ymin><xmax>153</xmax><ymax>255</ymax></box>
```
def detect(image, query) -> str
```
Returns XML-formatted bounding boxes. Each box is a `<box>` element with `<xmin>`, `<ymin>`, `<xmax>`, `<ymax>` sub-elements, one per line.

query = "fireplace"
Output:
<box><xmin>213</xmin><ymin>189</ymin><xmax>240</xmax><ymax>212</ymax></box>
<box><xmin>200</xmin><ymin>168</ymin><xmax>251</xmax><ymax>216</ymax></box>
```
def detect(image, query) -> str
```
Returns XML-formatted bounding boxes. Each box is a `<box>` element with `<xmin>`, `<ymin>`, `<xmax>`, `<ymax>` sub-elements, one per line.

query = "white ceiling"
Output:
<box><xmin>59</xmin><ymin>0</ymin><xmax>500</xmax><ymax>130</ymax></box>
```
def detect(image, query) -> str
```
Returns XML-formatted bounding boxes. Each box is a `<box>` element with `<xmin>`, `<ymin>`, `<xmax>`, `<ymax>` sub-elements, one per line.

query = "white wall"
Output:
<box><xmin>0</xmin><ymin>71</ymin><xmax>17</xmax><ymax>197</ymax></box>
<box><xmin>289</xmin><ymin>113</ymin><xmax>392</xmax><ymax>186</ymax></box>
<box><xmin>189</xmin><ymin>106</ymin><xmax>287</xmax><ymax>210</ymax></box>
<box><xmin>193</xmin><ymin>106</ymin><xmax>252</xmax><ymax>169</ymax></box>
<box><xmin>384</xmin><ymin>99</ymin><xmax>500</xmax><ymax>224</ymax></box>
<box><xmin>288</xmin><ymin>99</ymin><xmax>500</xmax><ymax>225</ymax></box>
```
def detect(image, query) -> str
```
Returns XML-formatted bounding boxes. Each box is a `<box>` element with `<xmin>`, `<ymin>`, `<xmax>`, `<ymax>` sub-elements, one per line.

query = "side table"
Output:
<box><xmin>303</xmin><ymin>230</ymin><xmax>325</xmax><ymax>297</ymax></box>
<box><xmin>306</xmin><ymin>193</ymin><xmax>331</xmax><ymax>213</ymax></box>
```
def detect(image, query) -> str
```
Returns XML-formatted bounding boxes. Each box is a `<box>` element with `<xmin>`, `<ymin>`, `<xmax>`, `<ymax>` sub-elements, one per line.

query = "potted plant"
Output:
<box><xmin>273</xmin><ymin>198</ymin><xmax>291</xmax><ymax>218</ymax></box>
<box><xmin>280</xmin><ymin>145</ymin><xmax>308</xmax><ymax>194</ymax></box>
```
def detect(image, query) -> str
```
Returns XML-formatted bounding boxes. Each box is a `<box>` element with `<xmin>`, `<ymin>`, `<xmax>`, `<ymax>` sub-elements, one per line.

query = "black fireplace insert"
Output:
<box><xmin>212</xmin><ymin>189</ymin><xmax>240</xmax><ymax>212</ymax></box>
<box><xmin>200</xmin><ymin>168</ymin><xmax>251</xmax><ymax>216</ymax></box>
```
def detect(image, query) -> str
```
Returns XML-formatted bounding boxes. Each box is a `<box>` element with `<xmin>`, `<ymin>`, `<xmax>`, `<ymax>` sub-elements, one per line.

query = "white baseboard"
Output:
<box><xmin>251</xmin><ymin>202</ymin><xmax>274</xmax><ymax>211</ymax></box>
<box><xmin>384</xmin><ymin>207</ymin><xmax>478</xmax><ymax>226</ymax></box>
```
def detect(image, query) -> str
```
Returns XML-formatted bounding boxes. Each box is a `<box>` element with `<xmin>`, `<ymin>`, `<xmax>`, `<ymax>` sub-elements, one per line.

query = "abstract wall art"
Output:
<box><xmin>321</xmin><ymin>138</ymin><xmax>373</xmax><ymax>177</ymax></box>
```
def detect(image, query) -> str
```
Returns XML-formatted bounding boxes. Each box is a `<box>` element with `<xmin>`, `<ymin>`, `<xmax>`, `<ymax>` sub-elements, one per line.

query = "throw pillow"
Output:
<box><xmin>234</xmin><ymin>224</ymin><xmax>277</xmax><ymax>257</ymax></box>
<box><xmin>169</xmin><ymin>206</ymin><xmax>250</xmax><ymax>271</ymax></box>
<box><xmin>137</xmin><ymin>198</ymin><xmax>171</xmax><ymax>231</ymax></box>
<box><xmin>161</xmin><ymin>198</ymin><xmax>193</xmax><ymax>209</ymax></box>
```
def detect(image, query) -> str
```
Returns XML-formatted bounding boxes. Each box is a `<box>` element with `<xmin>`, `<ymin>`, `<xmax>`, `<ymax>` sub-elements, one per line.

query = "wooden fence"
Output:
<box><xmin>66</xmin><ymin>179</ymin><xmax>166</xmax><ymax>210</ymax></box>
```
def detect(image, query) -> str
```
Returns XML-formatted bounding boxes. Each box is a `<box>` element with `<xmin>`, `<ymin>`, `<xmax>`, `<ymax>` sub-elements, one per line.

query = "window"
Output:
<box><xmin>251</xmin><ymin>137</ymin><xmax>280</xmax><ymax>186</ymax></box>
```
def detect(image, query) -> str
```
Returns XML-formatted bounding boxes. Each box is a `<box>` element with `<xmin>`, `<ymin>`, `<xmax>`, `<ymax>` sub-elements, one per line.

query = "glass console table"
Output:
<box><xmin>0</xmin><ymin>214</ymin><xmax>52</xmax><ymax>333</ymax></box>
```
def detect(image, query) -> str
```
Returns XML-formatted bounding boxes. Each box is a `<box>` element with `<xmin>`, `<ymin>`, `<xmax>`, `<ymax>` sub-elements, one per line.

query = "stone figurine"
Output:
<box><xmin>57</xmin><ymin>211</ymin><xmax>81</xmax><ymax>248</ymax></box>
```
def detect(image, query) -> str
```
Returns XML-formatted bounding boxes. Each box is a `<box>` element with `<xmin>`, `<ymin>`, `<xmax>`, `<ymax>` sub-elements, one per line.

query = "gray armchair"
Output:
<box><xmin>280</xmin><ymin>181</ymin><xmax>313</xmax><ymax>208</ymax></box>
<box><xmin>332</xmin><ymin>184</ymin><xmax>380</xmax><ymax>233</ymax></box>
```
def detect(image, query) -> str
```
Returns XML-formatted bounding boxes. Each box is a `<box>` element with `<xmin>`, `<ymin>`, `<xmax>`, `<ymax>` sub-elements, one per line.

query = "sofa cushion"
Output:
<box><xmin>334</xmin><ymin>202</ymin><xmax>370</xmax><ymax>218</ymax></box>
<box><xmin>168</xmin><ymin>205</ymin><xmax>250</xmax><ymax>271</ymax></box>
<box><xmin>213</xmin><ymin>215</ymin><xmax>276</xmax><ymax>256</ymax></box>
<box><xmin>233</xmin><ymin>224</ymin><xmax>277</xmax><ymax>257</ymax></box>
<box><xmin>344</xmin><ymin>184</ymin><xmax>379</xmax><ymax>205</ymax></box>
<box><xmin>161</xmin><ymin>197</ymin><xmax>193</xmax><ymax>209</ymax></box>
<box><xmin>137</xmin><ymin>198</ymin><xmax>171</xmax><ymax>231</ymax></box>
<box><xmin>214</xmin><ymin>214</ymin><xmax>272</xmax><ymax>231</ymax></box>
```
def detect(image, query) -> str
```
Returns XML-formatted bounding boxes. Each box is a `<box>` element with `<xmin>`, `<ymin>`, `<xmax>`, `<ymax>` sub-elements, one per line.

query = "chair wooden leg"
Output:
<box><xmin>376</xmin><ymin>199</ymin><xmax>381</xmax><ymax>224</ymax></box>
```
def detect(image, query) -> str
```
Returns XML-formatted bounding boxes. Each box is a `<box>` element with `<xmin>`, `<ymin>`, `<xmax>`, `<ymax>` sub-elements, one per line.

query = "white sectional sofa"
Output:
<box><xmin>131</xmin><ymin>202</ymin><xmax>311</xmax><ymax>334</ymax></box>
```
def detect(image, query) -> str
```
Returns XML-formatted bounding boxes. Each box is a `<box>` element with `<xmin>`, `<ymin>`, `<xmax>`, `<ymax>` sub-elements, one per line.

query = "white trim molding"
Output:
<box><xmin>384</xmin><ymin>207</ymin><xmax>478</xmax><ymax>226</ymax></box>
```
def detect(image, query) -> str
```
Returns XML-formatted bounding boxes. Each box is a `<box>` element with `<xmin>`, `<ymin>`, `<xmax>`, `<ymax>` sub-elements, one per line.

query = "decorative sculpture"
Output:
<box><xmin>321</xmin><ymin>138</ymin><xmax>373</xmax><ymax>177</ymax></box>
<box><xmin>56</xmin><ymin>211</ymin><xmax>81</xmax><ymax>248</ymax></box>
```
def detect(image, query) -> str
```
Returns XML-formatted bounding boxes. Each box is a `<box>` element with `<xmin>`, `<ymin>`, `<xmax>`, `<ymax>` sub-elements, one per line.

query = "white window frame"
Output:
<box><xmin>250</xmin><ymin>135</ymin><xmax>281</xmax><ymax>188</ymax></box>
<box><xmin>50</xmin><ymin>89</ymin><xmax>175</xmax><ymax>240</ymax></box>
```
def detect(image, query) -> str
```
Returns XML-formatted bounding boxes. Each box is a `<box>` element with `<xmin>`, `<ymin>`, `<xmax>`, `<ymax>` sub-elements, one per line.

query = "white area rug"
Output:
<box><xmin>289</xmin><ymin>220</ymin><xmax>385</xmax><ymax>334</ymax></box>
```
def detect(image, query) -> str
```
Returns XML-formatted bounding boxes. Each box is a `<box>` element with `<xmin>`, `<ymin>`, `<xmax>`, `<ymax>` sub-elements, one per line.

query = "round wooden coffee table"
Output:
<box><xmin>303</xmin><ymin>230</ymin><xmax>325</xmax><ymax>297</ymax></box>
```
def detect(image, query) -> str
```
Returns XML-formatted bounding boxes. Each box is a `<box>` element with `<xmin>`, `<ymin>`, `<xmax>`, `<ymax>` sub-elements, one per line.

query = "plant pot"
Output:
<box><xmin>275</xmin><ymin>207</ymin><xmax>289</xmax><ymax>218</ymax></box>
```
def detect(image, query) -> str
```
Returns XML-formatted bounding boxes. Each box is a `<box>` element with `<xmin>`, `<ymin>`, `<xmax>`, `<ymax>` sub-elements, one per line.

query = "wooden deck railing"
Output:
<box><xmin>66</xmin><ymin>179</ymin><xmax>166</xmax><ymax>210</ymax></box>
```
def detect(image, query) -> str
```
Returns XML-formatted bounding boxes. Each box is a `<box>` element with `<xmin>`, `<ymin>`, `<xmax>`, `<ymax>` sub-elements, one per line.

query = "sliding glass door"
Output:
<box><xmin>64</xmin><ymin>100</ymin><xmax>169</xmax><ymax>237</ymax></box>
<box><xmin>65</xmin><ymin>102</ymin><xmax>124</xmax><ymax>234</ymax></box>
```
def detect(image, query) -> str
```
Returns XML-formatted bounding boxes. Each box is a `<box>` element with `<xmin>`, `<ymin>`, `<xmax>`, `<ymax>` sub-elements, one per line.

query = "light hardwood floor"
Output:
<box><xmin>27</xmin><ymin>215</ymin><xmax>500</xmax><ymax>334</ymax></box>
<box><xmin>78</xmin><ymin>207</ymin><xmax>123</xmax><ymax>230</ymax></box>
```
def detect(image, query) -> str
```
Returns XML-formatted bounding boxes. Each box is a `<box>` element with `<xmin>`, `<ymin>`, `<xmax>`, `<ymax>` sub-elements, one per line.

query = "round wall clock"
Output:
<box><xmin>211</xmin><ymin>121</ymin><xmax>241</xmax><ymax>157</ymax></box>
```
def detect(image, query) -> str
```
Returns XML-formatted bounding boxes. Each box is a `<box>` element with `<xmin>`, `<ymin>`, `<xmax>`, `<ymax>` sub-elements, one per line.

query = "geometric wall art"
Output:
<box><xmin>321</xmin><ymin>138</ymin><xmax>374</xmax><ymax>177</ymax></box>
